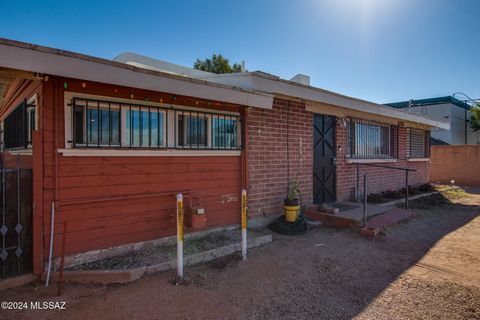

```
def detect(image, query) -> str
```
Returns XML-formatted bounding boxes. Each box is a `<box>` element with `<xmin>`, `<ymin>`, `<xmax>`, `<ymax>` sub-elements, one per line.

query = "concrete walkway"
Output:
<box><xmin>333</xmin><ymin>201</ymin><xmax>394</xmax><ymax>221</ymax></box>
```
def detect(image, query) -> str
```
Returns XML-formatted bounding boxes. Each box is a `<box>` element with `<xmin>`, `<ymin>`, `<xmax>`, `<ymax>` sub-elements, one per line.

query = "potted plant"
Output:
<box><xmin>284</xmin><ymin>180</ymin><xmax>300</xmax><ymax>222</ymax></box>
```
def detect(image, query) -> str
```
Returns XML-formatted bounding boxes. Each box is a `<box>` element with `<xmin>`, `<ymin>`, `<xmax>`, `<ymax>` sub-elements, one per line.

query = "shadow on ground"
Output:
<box><xmin>246</xmin><ymin>188</ymin><xmax>480</xmax><ymax>319</ymax></box>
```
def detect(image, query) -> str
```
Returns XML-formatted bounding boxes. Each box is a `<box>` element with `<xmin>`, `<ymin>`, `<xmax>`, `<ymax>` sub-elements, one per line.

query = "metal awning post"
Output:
<box><xmin>356</xmin><ymin>164</ymin><xmax>360</xmax><ymax>202</ymax></box>
<box><xmin>405</xmin><ymin>170</ymin><xmax>409</xmax><ymax>210</ymax></box>
<box><xmin>363</xmin><ymin>174</ymin><xmax>367</xmax><ymax>228</ymax></box>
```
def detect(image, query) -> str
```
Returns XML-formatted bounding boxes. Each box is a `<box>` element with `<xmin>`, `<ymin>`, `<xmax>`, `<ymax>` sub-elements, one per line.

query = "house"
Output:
<box><xmin>386</xmin><ymin>96</ymin><xmax>480</xmax><ymax>145</ymax></box>
<box><xmin>0</xmin><ymin>38</ymin><xmax>448</xmax><ymax>280</ymax></box>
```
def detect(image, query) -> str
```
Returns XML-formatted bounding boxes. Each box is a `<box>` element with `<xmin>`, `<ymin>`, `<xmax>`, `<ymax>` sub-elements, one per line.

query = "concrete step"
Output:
<box><xmin>305</xmin><ymin>209</ymin><xmax>358</xmax><ymax>228</ymax></box>
<box><xmin>306</xmin><ymin>207</ymin><xmax>417</xmax><ymax>230</ymax></box>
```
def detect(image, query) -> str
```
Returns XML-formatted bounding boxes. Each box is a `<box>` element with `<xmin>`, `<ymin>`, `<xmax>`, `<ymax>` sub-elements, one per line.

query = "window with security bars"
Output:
<box><xmin>70</xmin><ymin>97</ymin><xmax>241</xmax><ymax>150</ymax></box>
<box><xmin>3</xmin><ymin>100</ymin><xmax>35</xmax><ymax>149</ymax></box>
<box><xmin>174</xmin><ymin>109</ymin><xmax>240</xmax><ymax>149</ymax></box>
<box><xmin>407</xmin><ymin>128</ymin><xmax>430</xmax><ymax>158</ymax></box>
<box><xmin>347</xmin><ymin>117</ymin><xmax>398</xmax><ymax>159</ymax></box>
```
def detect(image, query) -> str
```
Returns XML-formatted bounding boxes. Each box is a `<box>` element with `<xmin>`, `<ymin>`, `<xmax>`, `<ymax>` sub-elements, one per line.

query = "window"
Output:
<box><xmin>3</xmin><ymin>99</ymin><xmax>35</xmax><ymax>149</ymax></box>
<box><xmin>407</xmin><ymin>128</ymin><xmax>430</xmax><ymax>158</ymax></box>
<box><xmin>174</xmin><ymin>110</ymin><xmax>240</xmax><ymax>149</ymax></box>
<box><xmin>125</xmin><ymin>107</ymin><xmax>165</xmax><ymax>147</ymax></box>
<box><xmin>177</xmin><ymin>114</ymin><xmax>208</xmax><ymax>147</ymax></box>
<box><xmin>69</xmin><ymin>97</ymin><xmax>241</xmax><ymax>150</ymax></box>
<box><xmin>347</xmin><ymin>117</ymin><xmax>398</xmax><ymax>159</ymax></box>
<box><xmin>212</xmin><ymin>116</ymin><xmax>239</xmax><ymax>149</ymax></box>
<box><xmin>72</xmin><ymin>99</ymin><xmax>121</xmax><ymax>147</ymax></box>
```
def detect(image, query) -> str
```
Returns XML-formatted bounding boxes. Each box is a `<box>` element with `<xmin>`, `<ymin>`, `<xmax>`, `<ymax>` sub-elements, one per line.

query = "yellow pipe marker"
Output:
<box><xmin>241</xmin><ymin>189</ymin><xmax>247</xmax><ymax>260</ymax></box>
<box><xmin>176</xmin><ymin>193</ymin><xmax>184</xmax><ymax>278</ymax></box>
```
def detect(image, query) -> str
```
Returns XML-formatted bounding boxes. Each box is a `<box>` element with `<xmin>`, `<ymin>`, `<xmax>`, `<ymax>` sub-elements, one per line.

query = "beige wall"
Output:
<box><xmin>430</xmin><ymin>145</ymin><xmax>480</xmax><ymax>186</ymax></box>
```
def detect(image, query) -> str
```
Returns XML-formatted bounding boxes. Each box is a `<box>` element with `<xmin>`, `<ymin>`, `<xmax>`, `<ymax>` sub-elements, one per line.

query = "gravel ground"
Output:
<box><xmin>67</xmin><ymin>230</ymin><xmax>263</xmax><ymax>271</ymax></box>
<box><xmin>1</xmin><ymin>187</ymin><xmax>479</xmax><ymax>320</ymax></box>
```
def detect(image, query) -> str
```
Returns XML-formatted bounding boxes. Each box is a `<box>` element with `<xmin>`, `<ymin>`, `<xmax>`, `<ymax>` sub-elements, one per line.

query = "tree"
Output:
<box><xmin>470</xmin><ymin>104</ymin><xmax>480</xmax><ymax>132</ymax></box>
<box><xmin>193</xmin><ymin>54</ymin><xmax>243</xmax><ymax>74</ymax></box>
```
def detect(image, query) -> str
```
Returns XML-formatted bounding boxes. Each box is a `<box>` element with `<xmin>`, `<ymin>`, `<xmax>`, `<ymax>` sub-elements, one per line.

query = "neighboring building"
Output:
<box><xmin>386</xmin><ymin>96</ymin><xmax>480</xmax><ymax>145</ymax></box>
<box><xmin>0</xmin><ymin>39</ymin><xmax>448</xmax><ymax>280</ymax></box>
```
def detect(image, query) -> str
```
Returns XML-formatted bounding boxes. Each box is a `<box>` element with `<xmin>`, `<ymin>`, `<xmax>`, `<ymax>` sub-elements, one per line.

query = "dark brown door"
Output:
<box><xmin>0</xmin><ymin>167</ymin><xmax>32</xmax><ymax>279</ymax></box>
<box><xmin>313</xmin><ymin>114</ymin><xmax>336</xmax><ymax>204</ymax></box>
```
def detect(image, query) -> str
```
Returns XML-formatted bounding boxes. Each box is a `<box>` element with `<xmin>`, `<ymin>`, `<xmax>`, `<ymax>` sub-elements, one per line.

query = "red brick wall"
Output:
<box><xmin>248</xmin><ymin>101</ymin><xmax>431</xmax><ymax>213</ymax></box>
<box><xmin>336</xmin><ymin>125</ymin><xmax>430</xmax><ymax>201</ymax></box>
<box><xmin>247</xmin><ymin>99</ymin><xmax>313</xmax><ymax>217</ymax></box>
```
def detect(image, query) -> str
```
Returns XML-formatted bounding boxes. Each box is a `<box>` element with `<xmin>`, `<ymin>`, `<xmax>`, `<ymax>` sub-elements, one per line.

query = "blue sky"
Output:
<box><xmin>0</xmin><ymin>0</ymin><xmax>479</xmax><ymax>103</ymax></box>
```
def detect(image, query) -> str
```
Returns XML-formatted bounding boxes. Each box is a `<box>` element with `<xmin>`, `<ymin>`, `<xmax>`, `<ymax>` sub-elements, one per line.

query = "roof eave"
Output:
<box><xmin>0</xmin><ymin>38</ymin><xmax>274</xmax><ymax>109</ymax></box>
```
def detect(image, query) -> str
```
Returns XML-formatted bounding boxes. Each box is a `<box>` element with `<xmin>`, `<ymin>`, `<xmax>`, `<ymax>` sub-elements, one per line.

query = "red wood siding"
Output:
<box><xmin>41</xmin><ymin>77</ymin><xmax>242</xmax><ymax>258</ymax></box>
<box><xmin>0</xmin><ymin>79</ymin><xmax>43</xmax><ymax>272</ymax></box>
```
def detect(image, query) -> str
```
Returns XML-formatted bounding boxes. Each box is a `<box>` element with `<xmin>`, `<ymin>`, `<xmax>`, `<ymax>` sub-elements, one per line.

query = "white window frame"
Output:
<box><xmin>407</xmin><ymin>128</ymin><xmax>429</xmax><ymax>159</ymax></box>
<box><xmin>63</xmin><ymin>92</ymin><xmax>241</xmax><ymax>157</ymax></box>
<box><xmin>347</xmin><ymin>118</ymin><xmax>394</xmax><ymax>159</ymax></box>
<box><xmin>175</xmin><ymin>112</ymin><xmax>212</xmax><ymax>148</ymax></box>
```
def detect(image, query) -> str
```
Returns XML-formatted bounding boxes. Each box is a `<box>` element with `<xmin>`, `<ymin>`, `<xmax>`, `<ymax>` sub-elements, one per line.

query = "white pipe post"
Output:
<box><xmin>241</xmin><ymin>189</ymin><xmax>247</xmax><ymax>260</ymax></box>
<box><xmin>176</xmin><ymin>194</ymin><xmax>184</xmax><ymax>278</ymax></box>
<box><xmin>45</xmin><ymin>201</ymin><xmax>55</xmax><ymax>287</ymax></box>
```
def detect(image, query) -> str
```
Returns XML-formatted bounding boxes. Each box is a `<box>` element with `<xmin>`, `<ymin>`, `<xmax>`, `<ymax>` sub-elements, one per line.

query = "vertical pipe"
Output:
<box><xmin>16</xmin><ymin>166</ymin><xmax>20</xmax><ymax>274</ymax></box>
<box><xmin>45</xmin><ymin>201</ymin><xmax>55</xmax><ymax>287</ymax></box>
<box><xmin>405</xmin><ymin>170</ymin><xmax>409</xmax><ymax>210</ymax></box>
<box><xmin>363</xmin><ymin>174</ymin><xmax>367</xmax><ymax>227</ymax></box>
<box><xmin>356</xmin><ymin>164</ymin><xmax>359</xmax><ymax>202</ymax></box>
<box><xmin>241</xmin><ymin>189</ymin><xmax>247</xmax><ymax>261</ymax></box>
<box><xmin>176</xmin><ymin>193</ymin><xmax>184</xmax><ymax>278</ymax></box>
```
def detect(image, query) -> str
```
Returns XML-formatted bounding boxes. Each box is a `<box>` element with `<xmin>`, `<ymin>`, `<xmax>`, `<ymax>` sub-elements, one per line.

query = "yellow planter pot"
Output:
<box><xmin>284</xmin><ymin>205</ymin><xmax>300</xmax><ymax>222</ymax></box>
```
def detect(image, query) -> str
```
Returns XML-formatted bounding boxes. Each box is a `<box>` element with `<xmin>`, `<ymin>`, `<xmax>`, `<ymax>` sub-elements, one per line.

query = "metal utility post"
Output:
<box><xmin>241</xmin><ymin>189</ymin><xmax>247</xmax><ymax>260</ymax></box>
<box><xmin>405</xmin><ymin>171</ymin><xmax>409</xmax><ymax>210</ymax></box>
<box><xmin>356</xmin><ymin>164</ymin><xmax>360</xmax><ymax>202</ymax></box>
<box><xmin>176</xmin><ymin>193</ymin><xmax>184</xmax><ymax>278</ymax></box>
<box><xmin>363</xmin><ymin>174</ymin><xmax>367</xmax><ymax>227</ymax></box>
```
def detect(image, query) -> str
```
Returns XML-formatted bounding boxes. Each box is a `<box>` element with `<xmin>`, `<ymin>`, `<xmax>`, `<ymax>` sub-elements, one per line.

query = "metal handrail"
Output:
<box><xmin>356</xmin><ymin>163</ymin><xmax>416</xmax><ymax>217</ymax></box>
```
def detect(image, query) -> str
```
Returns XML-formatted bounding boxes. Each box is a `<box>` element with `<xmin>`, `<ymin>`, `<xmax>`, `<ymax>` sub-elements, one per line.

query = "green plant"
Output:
<box><xmin>367</xmin><ymin>193</ymin><xmax>384</xmax><ymax>203</ymax></box>
<box><xmin>470</xmin><ymin>104</ymin><xmax>480</xmax><ymax>132</ymax></box>
<box><xmin>193</xmin><ymin>54</ymin><xmax>243</xmax><ymax>74</ymax></box>
<box><xmin>286</xmin><ymin>180</ymin><xmax>299</xmax><ymax>201</ymax></box>
<box><xmin>418</xmin><ymin>183</ymin><xmax>435</xmax><ymax>192</ymax></box>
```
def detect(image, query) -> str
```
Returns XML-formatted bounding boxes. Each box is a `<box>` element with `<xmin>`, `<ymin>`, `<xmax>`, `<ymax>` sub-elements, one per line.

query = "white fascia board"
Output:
<box><xmin>251</xmin><ymin>76</ymin><xmax>450</xmax><ymax>129</ymax></box>
<box><xmin>203</xmin><ymin>72</ymin><xmax>450</xmax><ymax>129</ymax></box>
<box><xmin>0</xmin><ymin>41</ymin><xmax>273</xmax><ymax>109</ymax></box>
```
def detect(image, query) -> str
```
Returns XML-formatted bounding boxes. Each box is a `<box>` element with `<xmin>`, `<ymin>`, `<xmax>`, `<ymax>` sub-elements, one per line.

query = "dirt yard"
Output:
<box><xmin>1</xmin><ymin>187</ymin><xmax>479</xmax><ymax>320</ymax></box>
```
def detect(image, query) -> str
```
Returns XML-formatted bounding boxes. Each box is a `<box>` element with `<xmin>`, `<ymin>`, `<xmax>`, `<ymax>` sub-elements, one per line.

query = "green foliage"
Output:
<box><xmin>193</xmin><ymin>54</ymin><xmax>243</xmax><ymax>74</ymax></box>
<box><xmin>470</xmin><ymin>104</ymin><xmax>480</xmax><ymax>132</ymax></box>
<box><xmin>287</xmin><ymin>180</ymin><xmax>299</xmax><ymax>201</ymax></box>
